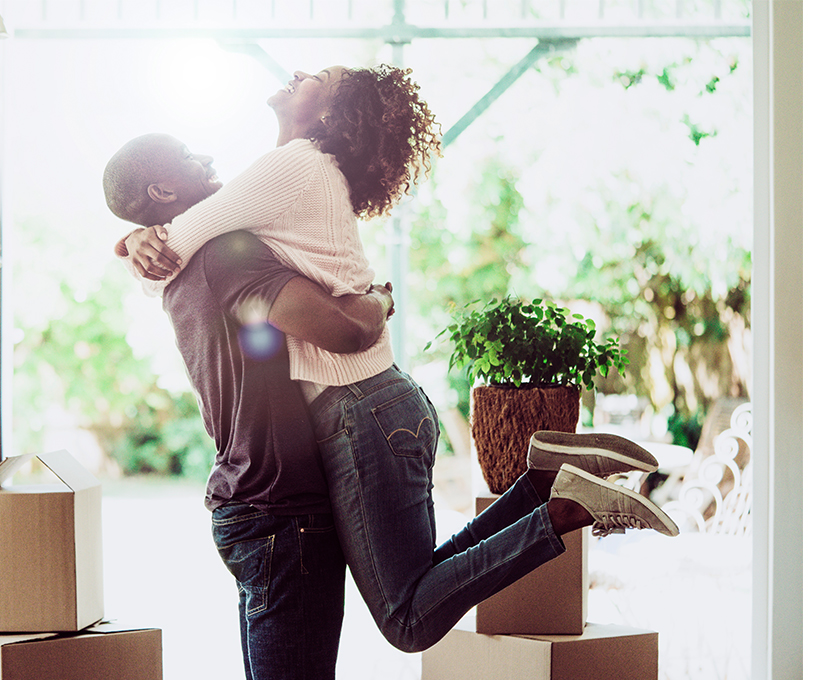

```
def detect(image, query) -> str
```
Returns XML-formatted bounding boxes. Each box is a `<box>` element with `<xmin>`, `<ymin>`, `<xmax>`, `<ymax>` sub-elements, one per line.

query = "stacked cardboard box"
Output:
<box><xmin>0</xmin><ymin>451</ymin><xmax>163</xmax><ymax>680</ymax></box>
<box><xmin>0</xmin><ymin>622</ymin><xmax>163</xmax><ymax>680</ymax></box>
<box><xmin>422</xmin><ymin>490</ymin><xmax>658</xmax><ymax>680</ymax></box>
<box><xmin>474</xmin><ymin>496</ymin><xmax>588</xmax><ymax>637</ymax></box>
<box><xmin>424</xmin><ymin>618</ymin><xmax>658</xmax><ymax>680</ymax></box>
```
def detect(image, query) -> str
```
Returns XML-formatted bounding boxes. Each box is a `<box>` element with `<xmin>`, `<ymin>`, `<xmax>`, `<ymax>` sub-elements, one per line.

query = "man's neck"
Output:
<box><xmin>141</xmin><ymin>207</ymin><xmax>178</xmax><ymax>228</ymax></box>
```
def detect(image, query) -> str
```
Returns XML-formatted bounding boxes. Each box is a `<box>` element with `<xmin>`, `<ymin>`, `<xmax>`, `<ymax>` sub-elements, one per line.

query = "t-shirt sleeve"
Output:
<box><xmin>202</xmin><ymin>231</ymin><xmax>299</xmax><ymax>325</ymax></box>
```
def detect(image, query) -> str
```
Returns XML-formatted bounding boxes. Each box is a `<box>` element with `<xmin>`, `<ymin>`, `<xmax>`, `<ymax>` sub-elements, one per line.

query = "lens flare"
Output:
<box><xmin>239</xmin><ymin>322</ymin><xmax>284</xmax><ymax>361</ymax></box>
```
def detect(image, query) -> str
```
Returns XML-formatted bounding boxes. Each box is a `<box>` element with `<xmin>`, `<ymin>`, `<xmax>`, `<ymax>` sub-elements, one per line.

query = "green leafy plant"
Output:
<box><xmin>431</xmin><ymin>296</ymin><xmax>628</xmax><ymax>389</ymax></box>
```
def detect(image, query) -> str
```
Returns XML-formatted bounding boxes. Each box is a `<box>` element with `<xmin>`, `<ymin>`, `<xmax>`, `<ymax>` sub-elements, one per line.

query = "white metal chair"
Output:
<box><xmin>662</xmin><ymin>402</ymin><xmax>752</xmax><ymax>536</ymax></box>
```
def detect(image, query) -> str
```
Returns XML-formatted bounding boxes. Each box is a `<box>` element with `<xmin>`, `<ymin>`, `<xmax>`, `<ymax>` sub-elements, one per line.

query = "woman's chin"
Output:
<box><xmin>266</xmin><ymin>91</ymin><xmax>286</xmax><ymax>110</ymax></box>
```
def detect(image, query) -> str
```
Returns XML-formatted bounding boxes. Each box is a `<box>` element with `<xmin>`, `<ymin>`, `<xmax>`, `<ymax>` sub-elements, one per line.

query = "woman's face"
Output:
<box><xmin>267</xmin><ymin>65</ymin><xmax>347</xmax><ymax>126</ymax></box>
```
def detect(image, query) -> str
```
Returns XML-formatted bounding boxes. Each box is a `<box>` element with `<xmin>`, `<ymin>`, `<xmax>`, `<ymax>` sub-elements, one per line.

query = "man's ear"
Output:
<box><xmin>147</xmin><ymin>183</ymin><xmax>177</xmax><ymax>204</ymax></box>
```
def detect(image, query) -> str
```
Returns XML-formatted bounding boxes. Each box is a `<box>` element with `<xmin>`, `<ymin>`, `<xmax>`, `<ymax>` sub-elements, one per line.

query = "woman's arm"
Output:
<box><xmin>123</xmin><ymin>141</ymin><xmax>319</xmax><ymax>281</ymax></box>
<box><xmin>120</xmin><ymin>226</ymin><xmax>182</xmax><ymax>281</ymax></box>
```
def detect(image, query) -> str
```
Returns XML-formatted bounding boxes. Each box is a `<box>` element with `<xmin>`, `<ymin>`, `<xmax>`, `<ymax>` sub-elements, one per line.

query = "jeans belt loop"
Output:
<box><xmin>347</xmin><ymin>382</ymin><xmax>365</xmax><ymax>399</ymax></box>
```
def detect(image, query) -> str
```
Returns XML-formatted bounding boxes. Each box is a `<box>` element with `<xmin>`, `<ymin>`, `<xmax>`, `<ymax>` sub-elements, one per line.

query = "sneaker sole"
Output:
<box><xmin>557</xmin><ymin>464</ymin><xmax>680</xmax><ymax>537</ymax></box>
<box><xmin>529</xmin><ymin>431</ymin><xmax>659</xmax><ymax>473</ymax></box>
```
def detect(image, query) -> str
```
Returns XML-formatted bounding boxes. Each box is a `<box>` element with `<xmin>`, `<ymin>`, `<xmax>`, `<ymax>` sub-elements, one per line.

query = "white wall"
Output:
<box><xmin>752</xmin><ymin>1</ymin><xmax>803</xmax><ymax>678</ymax></box>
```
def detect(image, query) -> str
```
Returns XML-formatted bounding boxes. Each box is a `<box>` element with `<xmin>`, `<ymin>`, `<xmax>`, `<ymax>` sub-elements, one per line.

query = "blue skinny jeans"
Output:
<box><xmin>309</xmin><ymin>365</ymin><xmax>566</xmax><ymax>653</ymax></box>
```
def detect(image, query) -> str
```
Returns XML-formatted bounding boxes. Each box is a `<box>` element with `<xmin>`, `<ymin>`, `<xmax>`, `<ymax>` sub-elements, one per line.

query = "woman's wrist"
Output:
<box><xmin>114</xmin><ymin>228</ymin><xmax>143</xmax><ymax>258</ymax></box>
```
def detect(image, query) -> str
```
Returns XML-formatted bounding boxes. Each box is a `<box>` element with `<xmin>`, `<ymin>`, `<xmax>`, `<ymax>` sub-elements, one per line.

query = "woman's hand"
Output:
<box><xmin>125</xmin><ymin>225</ymin><xmax>181</xmax><ymax>281</ymax></box>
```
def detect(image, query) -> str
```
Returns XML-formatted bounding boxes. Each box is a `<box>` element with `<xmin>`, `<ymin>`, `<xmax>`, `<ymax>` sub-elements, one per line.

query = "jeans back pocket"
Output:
<box><xmin>212</xmin><ymin>507</ymin><xmax>274</xmax><ymax>617</ymax></box>
<box><xmin>371</xmin><ymin>387</ymin><xmax>438</xmax><ymax>459</ymax></box>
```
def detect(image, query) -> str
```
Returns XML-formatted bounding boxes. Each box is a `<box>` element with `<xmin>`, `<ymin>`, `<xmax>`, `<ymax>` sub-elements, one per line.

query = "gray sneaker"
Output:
<box><xmin>550</xmin><ymin>464</ymin><xmax>679</xmax><ymax>537</ymax></box>
<box><xmin>528</xmin><ymin>431</ymin><xmax>659</xmax><ymax>477</ymax></box>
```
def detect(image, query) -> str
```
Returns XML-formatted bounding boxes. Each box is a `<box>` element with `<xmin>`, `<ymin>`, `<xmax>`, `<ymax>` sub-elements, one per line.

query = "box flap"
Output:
<box><xmin>36</xmin><ymin>450</ymin><xmax>100</xmax><ymax>492</ymax></box>
<box><xmin>83</xmin><ymin>620</ymin><xmax>158</xmax><ymax>634</ymax></box>
<box><xmin>0</xmin><ymin>453</ymin><xmax>37</xmax><ymax>488</ymax></box>
<box><xmin>0</xmin><ymin>632</ymin><xmax>58</xmax><ymax>647</ymax></box>
<box><xmin>516</xmin><ymin>622</ymin><xmax>659</xmax><ymax>643</ymax></box>
<box><xmin>0</xmin><ymin>622</ymin><xmax>156</xmax><ymax>647</ymax></box>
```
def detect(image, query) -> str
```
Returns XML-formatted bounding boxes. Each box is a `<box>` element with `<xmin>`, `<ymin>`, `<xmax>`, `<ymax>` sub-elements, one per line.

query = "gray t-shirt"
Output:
<box><xmin>162</xmin><ymin>230</ymin><xmax>330</xmax><ymax>515</ymax></box>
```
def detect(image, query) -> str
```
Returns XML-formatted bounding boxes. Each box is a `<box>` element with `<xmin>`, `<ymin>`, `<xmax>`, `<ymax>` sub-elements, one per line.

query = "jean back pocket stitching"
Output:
<box><xmin>246</xmin><ymin>534</ymin><xmax>273</xmax><ymax>617</ymax></box>
<box><xmin>384</xmin><ymin>416</ymin><xmax>434</xmax><ymax>442</ymax></box>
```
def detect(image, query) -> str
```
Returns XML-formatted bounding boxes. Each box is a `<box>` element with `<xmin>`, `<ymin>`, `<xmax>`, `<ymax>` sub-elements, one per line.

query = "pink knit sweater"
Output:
<box><xmin>123</xmin><ymin>139</ymin><xmax>394</xmax><ymax>388</ymax></box>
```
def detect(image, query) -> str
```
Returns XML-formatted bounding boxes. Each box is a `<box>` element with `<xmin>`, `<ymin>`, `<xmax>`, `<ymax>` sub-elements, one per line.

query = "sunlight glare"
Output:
<box><xmin>148</xmin><ymin>39</ymin><xmax>251</xmax><ymax>130</ymax></box>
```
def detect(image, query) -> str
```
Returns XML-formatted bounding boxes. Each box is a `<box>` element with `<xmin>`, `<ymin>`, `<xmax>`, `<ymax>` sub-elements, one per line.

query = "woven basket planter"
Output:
<box><xmin>471</xmin><ymin>384</ymin><xmax>580</xmax><ymax>495</ymax></box>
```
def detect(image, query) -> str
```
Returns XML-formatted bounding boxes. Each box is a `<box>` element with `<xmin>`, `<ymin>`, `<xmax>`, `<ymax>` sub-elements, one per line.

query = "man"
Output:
<box><xmin>103</xmin><ymin>133</ymin><xmax>393</xmax><ymax>679</ymax></box>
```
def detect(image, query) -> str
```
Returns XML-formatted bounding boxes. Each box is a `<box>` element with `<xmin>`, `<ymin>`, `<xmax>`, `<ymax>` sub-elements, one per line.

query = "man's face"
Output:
<box><xmin>153</xmin><ymin>134</ymin><xmax>223</xmax><ymax>209</ymax></box>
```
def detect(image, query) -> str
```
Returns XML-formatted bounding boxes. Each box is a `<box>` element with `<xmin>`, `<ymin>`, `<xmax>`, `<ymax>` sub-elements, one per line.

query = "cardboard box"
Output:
<box><xmin>0</xmin><ymin>451</ymin><xmax>104</xmax><ymax>632</ymax></box>
<box><xmin>422</xmin><ymin>620</ymin><xmax>658</xmax><ymax>680</ymax></box>
<box><xmin>0</xmin><ymin>621</ymin><xmax>162</xmax><ymax>680</ymax></box>
<box><xmin>475</xmin><ymin>495</ymin><xmax>588</xmax><ymax>635</ymax></box>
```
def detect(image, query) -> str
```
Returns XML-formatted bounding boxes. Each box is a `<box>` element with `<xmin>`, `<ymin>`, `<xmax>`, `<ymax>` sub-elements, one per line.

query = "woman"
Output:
<box><xmin>122</xmin><ymin>63</ymin><xmax>677</xmax><ymax>653</ymax></box>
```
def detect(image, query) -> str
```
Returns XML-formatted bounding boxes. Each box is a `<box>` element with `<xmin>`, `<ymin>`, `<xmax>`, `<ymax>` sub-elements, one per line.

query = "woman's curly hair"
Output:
<box><xmin>308</xmin><ymin>64</ymin><xmax>442</xmax><ymax>220</ymax></box>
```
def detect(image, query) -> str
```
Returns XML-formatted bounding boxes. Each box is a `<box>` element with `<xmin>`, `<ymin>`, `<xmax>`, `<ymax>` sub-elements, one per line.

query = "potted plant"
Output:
<box><xmin>433</xmin><ymin>296</ymin><xmax>628</xmax><ymax>494</ymax></box>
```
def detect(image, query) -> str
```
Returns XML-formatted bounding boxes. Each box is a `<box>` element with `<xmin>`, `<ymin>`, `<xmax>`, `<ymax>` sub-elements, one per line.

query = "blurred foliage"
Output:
<box><xmin>565</xmin><ymin>182</ymin><xmax>751</xmax><ymax>420</ymax></box>
<box><xmin>113</xmin><ymin>393</ymin><xmax>214</xmax><ymax>478</ymax></box>
<box><xmin>11</xmin><ymin>216</ymin><xmax>213</xmax><ymax>480</ymax></box>
<box><xmin>419</xmin><ymin>154</ymin><xmax>751</xmax><ymax>437</ymax></box>
<box><xmin>611</xmin><ymin>49</ymin><xmax>739</xmax><ymax>146</ymax></box>
<box><xmin>408</xmin><ymin>158</ymin><xmax>529</xmax><ymax>419</ymax></box>
<box><xmin>418</xmin><ymin>37</ymin><xmax>752</xmax><ymax>440</ymax></box>
<box><xmin>668</xmin><ymin>410</ymin><xmax>705</xmax><ymax>451</ymax></box>
<box><xmin>410</xmin><ymin>156</ymin><xmax>527</xmax><ymax>312</ymax></box>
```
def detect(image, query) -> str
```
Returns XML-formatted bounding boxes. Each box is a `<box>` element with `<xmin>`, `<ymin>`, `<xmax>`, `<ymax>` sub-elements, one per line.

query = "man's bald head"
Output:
<box><xmin>103</xmin><ymin>133</ymin><xmax>221</xmax><ymax>227</ymax></box>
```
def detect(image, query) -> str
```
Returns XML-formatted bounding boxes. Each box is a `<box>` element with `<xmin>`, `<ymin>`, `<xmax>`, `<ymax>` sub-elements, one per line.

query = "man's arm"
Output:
<box><xmin>269</xmin><ymin>277</ymin><xmax>393</xmax><ymax>354</ymax></box>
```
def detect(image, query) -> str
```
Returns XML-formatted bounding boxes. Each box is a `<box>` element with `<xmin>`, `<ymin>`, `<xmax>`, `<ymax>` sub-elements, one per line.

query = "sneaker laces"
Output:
<box><xmin>592</xmin><ymin>513</ymin><xmax>648</xmax><ymax>537</ymax></box>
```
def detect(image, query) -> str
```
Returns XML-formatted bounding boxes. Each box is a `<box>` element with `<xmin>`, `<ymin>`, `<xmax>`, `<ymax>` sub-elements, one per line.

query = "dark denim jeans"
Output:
<box><xmin>211</xmin><ymin>503</ymin><xmax>346</xmax><ymax>680</ymax></box>
<box><xmin>310</xmin><ymin>365</ymin><xmax>565</xmax><ymax>653</ymax></box>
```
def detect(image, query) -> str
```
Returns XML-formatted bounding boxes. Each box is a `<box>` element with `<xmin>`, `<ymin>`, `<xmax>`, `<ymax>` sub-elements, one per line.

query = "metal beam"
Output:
<box><xmin>388</xmin><ymin>0</ymin><xmax>409</xmax><ymax>368</ymax></box>
<box><xmin>11</xmin><ymin>22</ymin><xmax>751</xmax><ymax>41</ymax></box>
<box><xmin>442</xmin><ymin>38</ymin><xmax>576</xmax><ymax>147</ymax></box>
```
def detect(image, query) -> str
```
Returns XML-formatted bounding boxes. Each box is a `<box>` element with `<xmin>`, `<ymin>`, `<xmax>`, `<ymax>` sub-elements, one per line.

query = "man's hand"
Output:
<box><xmin>124</xmin><ymin>225</ymin><xmax>181</xmax><ymax>281</ymax></box>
